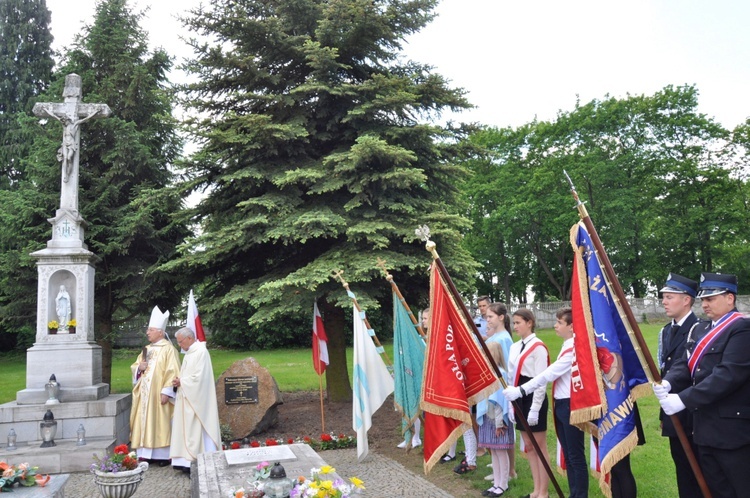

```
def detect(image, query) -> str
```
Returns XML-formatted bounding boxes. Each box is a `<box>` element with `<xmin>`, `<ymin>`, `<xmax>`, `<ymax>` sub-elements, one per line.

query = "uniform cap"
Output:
<box><xmin>659</xmin><ymin>273</ymin><xmax>698</xmax><ymax>298</ymax></box>
<box><xmin>697</xmin><ymin>272</ymin><xmax>738</xmax><ymax>298</ymax></box>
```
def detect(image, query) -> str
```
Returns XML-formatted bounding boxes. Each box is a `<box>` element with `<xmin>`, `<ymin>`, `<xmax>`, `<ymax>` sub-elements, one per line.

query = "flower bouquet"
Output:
<box><xmin>290</xmin><ymin>466</ymin><xmax>364</xmax><ymax>498</ymax></box>
<box><xmin>90</xmin><ymin>445</ymin><xmax>148</xmax><ymax>498</ymax></box>
<box><xmin>67</xmin><ymin>319</ymin><xmax>77</xmax><ymax>333</ymax></box>
<box><xmin>47</xmin><ymin>320</ymin><xmax>59</xmax><ymax>334</ymax></box>
<box><xmin>0</xmin><ymin>461</ymin><xmax>48</xmax><ymax>491</ymax></box>
<box><xmin>91</xmin><ymin>444</ymin><xmax>139</xmax><ymax>473</ymax></box>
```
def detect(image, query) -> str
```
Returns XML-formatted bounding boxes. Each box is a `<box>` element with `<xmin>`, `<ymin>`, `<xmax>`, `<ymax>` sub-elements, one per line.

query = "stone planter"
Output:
<box><xmin>91</xmin><ymin>462</ymin><xmax>148</xmax><ymax>498</ymax></box>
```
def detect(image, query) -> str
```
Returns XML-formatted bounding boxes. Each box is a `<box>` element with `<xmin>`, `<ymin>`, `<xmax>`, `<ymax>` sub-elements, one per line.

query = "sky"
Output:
<box><xmin>44</xmin><ymin>0</ymin><xmax>750</xmax><ymax>130</ymax></box>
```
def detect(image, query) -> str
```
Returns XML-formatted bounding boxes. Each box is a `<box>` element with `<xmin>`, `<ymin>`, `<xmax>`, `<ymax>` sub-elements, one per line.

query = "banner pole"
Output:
<box><xmin>318</xmin><ymin>373</ymin><xmax>326</xmax><ymax>433</ymax></box>
<box><xmin>331</xmin><ymin>269</ymin><xmax>393</xmax><ymax>368</ymax></box>
<box><xmin>376</xmin><ymin>257</ymin><xmax>427</xmax><ymax>338</ymax></box>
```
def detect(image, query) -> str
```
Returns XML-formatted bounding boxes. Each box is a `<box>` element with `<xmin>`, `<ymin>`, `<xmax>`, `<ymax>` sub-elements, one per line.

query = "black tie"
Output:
<box><xmin>669</xmin><ymin>323</ymin><xmax>680</xmax><ymax>342</ymax></box>
<box><xmin>520</xmin><ymin>340</ymin><xmax>527</xmax><ymax>353</ymax></box>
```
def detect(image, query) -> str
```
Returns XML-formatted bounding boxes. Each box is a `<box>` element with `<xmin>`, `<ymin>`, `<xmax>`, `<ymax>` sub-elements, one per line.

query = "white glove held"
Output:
<box><xmin>528</xmin><ymin>409</ymin><xmax>539</xmax><ymax>426</ymax></box>
<box><xmin>508</xmin><ymin>407</ymin><xmax>516</xmax><ymax>425</ymax></box>
<box><xmin>652</xmin><ymin>380</ymin><xmax>671</xmax><ymax>400</ymax></box>
<box><xmin>660</xmin><ymin>393</ymin><xmax>686</xmax><ymax>415</ymax></box>
<box><xmin>503</xmin><ymin>386</ymin><xmax>522</xmax><ymax>401</ymax></box>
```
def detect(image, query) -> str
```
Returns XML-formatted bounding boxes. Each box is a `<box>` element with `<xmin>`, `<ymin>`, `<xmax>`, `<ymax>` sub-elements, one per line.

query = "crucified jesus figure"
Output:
<box><xmin>40</xmin><ymin>108</ymin><xmax>103</xmax><ymax>183</ymax></box>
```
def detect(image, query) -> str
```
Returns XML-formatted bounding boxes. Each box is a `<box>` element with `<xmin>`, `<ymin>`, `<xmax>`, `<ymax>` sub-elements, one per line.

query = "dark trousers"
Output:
<box><xmin>668</xmin><ymin>436</ymin><xmax>702</xmax><ymax>498</ymax></box>
<box><xmin>697</xmin><ymin>444</ymin><xmax>750</xmax><ymax>498</ymax></box>
<box><xmin>554</xmin><ymin>398</ymin><xmax>588</xmax><ymax>498</ymax></box>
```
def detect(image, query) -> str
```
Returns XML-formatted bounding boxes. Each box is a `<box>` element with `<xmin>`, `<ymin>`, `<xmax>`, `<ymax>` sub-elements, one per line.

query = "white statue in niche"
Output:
<box><xmin>56</xmin><ymin>285</ymin><xmax>71</xmax><ymax>331</ymax></box>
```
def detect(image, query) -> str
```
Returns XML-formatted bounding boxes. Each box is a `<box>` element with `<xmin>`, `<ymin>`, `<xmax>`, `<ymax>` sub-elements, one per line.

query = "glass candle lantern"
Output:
<box><xmin>40</xmin><ymin>409</ymin><xmax>58</xmax><ymax>448</ymax></box>
<box><xmin>76</xmin><ymin>423</ymin><xmax>86</xmax><ymax>446</ymax></box>
<box><xmin>7</xmin><ymin>428</ymin><xmax>17</xmax><ymax>451</ymax></box>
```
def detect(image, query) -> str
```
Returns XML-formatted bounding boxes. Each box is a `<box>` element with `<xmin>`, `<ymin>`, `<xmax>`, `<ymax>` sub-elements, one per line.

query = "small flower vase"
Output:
<box><xmin>48</xmin><ymin>327</ymin><xmax>57</xmax><ymax>335</ymax></box>
<box><xmin>91</xmin><ymin>461</ymin><xmax>148</xmax><ymax>498</ymax></box>
<box><xmin>69</xmin><ymin>326</ymin><xmax>76</xmax><ymax>334</ymax></box>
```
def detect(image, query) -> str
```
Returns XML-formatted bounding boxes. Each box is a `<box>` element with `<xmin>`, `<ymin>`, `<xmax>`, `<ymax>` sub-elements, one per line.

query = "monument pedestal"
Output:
<box><xmin>0</xmin><ymin>394</ymin><xmax>131</xmax><ymax>473</ymax></box>
<box><xmin>17</xmin><ymin>342</ymin><xmax>108</xmax><ymax>404</ymax></box>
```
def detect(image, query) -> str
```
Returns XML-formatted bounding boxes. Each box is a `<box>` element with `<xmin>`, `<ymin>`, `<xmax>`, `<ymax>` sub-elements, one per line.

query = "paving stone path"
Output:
<box><xmin>64</xmin><ymin>448</ymin><xmax>455</xmax><ymax>497</ymax></box>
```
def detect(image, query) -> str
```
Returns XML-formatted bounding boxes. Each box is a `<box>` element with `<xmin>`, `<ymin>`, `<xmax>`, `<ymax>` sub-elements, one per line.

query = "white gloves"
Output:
<box><xmin>508</xmin><ymin>408</ymin><xmax>516</xmax><ymax>425</ymax></box>
<box><xmin>528</xmin><ymin>409</ymin><xmax>539</xmax><ymax>426</ymax></box>
<box><xmin>660</xmin><ymin>394</ymin><xmax>686</xmax><ymax>415</ymax></box>
<box><xmin>504</xmin><ymin>386</ymin><xmax>522</xmax><ymax>401</ymax></box>
<box><xmin>652</xmin><ymin>380</ymin><xmax>671</xmax><ymax>400</ymax></box>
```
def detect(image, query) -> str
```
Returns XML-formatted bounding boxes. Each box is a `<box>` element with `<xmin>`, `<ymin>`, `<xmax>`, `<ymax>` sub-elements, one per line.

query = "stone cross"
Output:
<box><xmin>33</xmin><ymin>74</ymin><xmax>111</xmax><ymax>213</ymax></box>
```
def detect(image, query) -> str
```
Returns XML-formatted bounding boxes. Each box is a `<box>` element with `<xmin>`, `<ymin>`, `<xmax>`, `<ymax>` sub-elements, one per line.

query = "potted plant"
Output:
<box><xmin>67</xmin><ymin>319</ymin><xmax>77</xmax><ymax>334</ymax></box>
<box><xmin>47</xmin><ymin>321</ymin><xmax>59</xmax><ymax>335</ymax></box>
<box><xmin>90</xmin><ymin>444</ymin><xmax>148</xmax><ymax>498</ymax></box>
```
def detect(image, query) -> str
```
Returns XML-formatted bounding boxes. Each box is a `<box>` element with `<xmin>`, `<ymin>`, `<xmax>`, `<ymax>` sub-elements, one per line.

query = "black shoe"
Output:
<box><xmin>438</xmin><ymin>453</ymin><xmax>456</xmax><ymax>463</ymax></box>
<box><xmin>156</xmin><ymin>459</ymin><xmax>170</xmax><ymax>467</ymax></box>
<box><xmin>182</xmin><ymin>467</ymin><xmax>191</xmax><ymax>476</ymax></box>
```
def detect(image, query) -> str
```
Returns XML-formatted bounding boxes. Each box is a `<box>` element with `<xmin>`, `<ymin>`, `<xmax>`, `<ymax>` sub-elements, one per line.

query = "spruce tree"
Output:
<box><xmin>172</xmin><ymin>0</ymin><xmax>477</xmax><ymax>400</ymax></box>
<box><xmin>0</xmin><ymin>0</ymin><xmax>54</xmax><ymax>185</ymax></box>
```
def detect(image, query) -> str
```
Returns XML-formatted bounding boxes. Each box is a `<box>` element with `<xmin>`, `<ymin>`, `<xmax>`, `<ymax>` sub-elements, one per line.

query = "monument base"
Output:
<box><xmin>19</xmin><ymin>342</ymin><xmax>105</xmax><ymax>404</ymax></box>
<box><xmin>0</xmin><ymin>393</ymin><xmax>131</xmax><ymax>473</ymax></box>
<box><xmin>16</xmin><ymin>384</ymin><xmax>110</xmax><ymax>405</ymax></box>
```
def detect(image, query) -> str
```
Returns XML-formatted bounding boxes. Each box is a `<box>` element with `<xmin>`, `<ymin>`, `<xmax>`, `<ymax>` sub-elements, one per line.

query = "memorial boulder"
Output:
<box><xmin>216</xmin><ymin>357</ymin><xmax>283</xmax><ymax>439</ymax></box>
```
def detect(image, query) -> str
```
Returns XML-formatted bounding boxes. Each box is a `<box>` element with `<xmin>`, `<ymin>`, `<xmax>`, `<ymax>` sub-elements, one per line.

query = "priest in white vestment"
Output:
<box><xmin>130</xmin><ymin>306</ymin><xmax>180</xmax><ymax>464</ymax></box>
<box><xmin>170</xmin><ymin>327</ymin><xmax>222</xmax><ymax>474</ymax></box>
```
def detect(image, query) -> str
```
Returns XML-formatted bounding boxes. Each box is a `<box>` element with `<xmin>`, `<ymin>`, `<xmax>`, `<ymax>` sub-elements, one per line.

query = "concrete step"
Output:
<box><xmin>0</xmin><ymin>437</ymin><xmax>115</xmax><ymax>473</ymax></box>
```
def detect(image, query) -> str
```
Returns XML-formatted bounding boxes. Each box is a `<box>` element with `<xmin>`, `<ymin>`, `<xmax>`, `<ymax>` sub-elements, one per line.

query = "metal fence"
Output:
<box><xmin>508</xmin><ymin>295</ymin><xmax>750</xmax><ymax>330</ymax></box>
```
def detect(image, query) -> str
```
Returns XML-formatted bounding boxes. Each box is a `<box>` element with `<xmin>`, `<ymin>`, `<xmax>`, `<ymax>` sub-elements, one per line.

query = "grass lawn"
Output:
<box><xmin>1</xmin><ymin>322</ymin><xmax>677</xmax><ymax>496</ymax></box>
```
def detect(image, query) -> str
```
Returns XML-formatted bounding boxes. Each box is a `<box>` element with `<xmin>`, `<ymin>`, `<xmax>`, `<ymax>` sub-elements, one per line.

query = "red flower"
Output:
<box><xmin>230</xmin><ymin>441</ymin><xmax>240</xmax><ymax>449</ymax></box>
<box><xmin>320</xmin><ymin>434</ymin><xmax>332</xmax><ymax>442</ymax></box>
<box><xmin>266</xmin><ymin>439</ymin><xmax>278</xmax><ymax>446</ymax></box>
<box><xmin>251</xmin><ymin>441</ymin><xmax>260</xmax><ymax>448</ymax></box>
<box><xmin>114</xmin><ymin>444</ymin><xmax>129</xmax><ymax>455</ymax></box>
<box><xmin>338</xmin><ymin>433</ymin><xmax>345</xmax><ymax>439</ymax></box>
<box><xmin>303</xmin><ymin>436</ymin><xmax>311</xmax><ymax>443</ymax></box>
<box><xmin>287</xmin><ymin>438</ymin><xmax>294</xmax><ymax>444</ymax></box>
<box><xmin>121</xmin><ymin>456</ymin><xmax>137</xmax><ymax>470</ymax></box>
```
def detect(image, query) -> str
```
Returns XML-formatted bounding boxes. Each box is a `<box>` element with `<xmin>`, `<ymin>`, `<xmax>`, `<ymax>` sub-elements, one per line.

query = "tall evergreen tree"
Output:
<box><xmin>0</xmin><ymin>0</ymin><xmax>54</xmax><ymax>185</ymax></box>
<box><xmin>171</xmin><ymin>0</ymin><xmax>477</xmax><ymax>400</ymax></box>
<box><xmin>0</xmin><ymin>0</ymin><xmax>187</xmax><ymax>379</ymax></box>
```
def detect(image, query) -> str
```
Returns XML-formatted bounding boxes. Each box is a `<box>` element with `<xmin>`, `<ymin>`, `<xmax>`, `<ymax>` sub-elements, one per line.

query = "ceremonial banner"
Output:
<box><xmin>569</xmin><ymin>222</ymin><xmax>649</xmax><ymax>497</ymax></box>
<box><xmin>187</xmin><ymin>289</ymin><xmax>205</xmax><ymax>342</ymax></box>
<box><xmin>312</xmin><ymin>302</ymin><xmax>329</xmax><ymax>375</ymax></box>
<box><xmin>392</xmin><ymin>291</ymin><xmax>426</xmax><ymax>448</ymax></box>
<box><xmin>420</xmin><ymin>261</ymin><xmax>500</xmax><ymax>473</ymax></box>
<box><xmin>352</xmin><ymin>304</ymin><xmax>394</xmax><ymax>462</ymax></box>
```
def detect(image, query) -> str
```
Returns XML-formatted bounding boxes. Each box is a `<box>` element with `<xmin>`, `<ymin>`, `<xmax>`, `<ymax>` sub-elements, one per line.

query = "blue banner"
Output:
<box><xmin>575</xmin><ymin>223</ymin><xmax>648</xmax><ymax>478</ymax></box>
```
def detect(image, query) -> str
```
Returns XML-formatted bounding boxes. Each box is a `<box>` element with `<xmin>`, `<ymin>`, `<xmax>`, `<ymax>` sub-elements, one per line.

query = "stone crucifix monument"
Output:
<box><xmin>0</xmin><ymin>75</ymin><xmax>129</xmax><ymax>472</ymax></box>
<box><xmin>16</xmin><ymin>73</ymin><xmax>112</xmax><ymax>404</ymax></box>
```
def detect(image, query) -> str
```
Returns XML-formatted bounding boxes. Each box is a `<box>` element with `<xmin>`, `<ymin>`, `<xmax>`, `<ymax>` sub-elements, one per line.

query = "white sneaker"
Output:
<box><xmin>486</xmin><ymin>463</ymin><xmax>493</xmax><ymax>467</ymax></box>
<box><xmin>484</xmin><ymin>474</ymin><xmax>493</xmax><ymax>481</ymax></box>
<box><xmin>411</xmin><ymin>439</ymin><xmax>422</xmax><ymax>448</ymax></box>
<box><xmin>397</xmin><ymin>441</ymin><xmax>407</xmax><ymax>449</ymax></box>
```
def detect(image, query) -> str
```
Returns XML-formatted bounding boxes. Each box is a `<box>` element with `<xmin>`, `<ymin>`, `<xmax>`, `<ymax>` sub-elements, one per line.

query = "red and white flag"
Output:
<box><xmin>187</xmin><ymin>289</ymin><xmax>206</xmax><ymax>342</ymax></box>
<box><xmin>312</xmin><ymin>302</ymin><xmax>329</xmax><ymax>375</ymax></box>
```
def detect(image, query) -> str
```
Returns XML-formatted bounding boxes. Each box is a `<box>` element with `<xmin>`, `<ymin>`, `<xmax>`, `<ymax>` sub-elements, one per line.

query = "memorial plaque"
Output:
<box><xmin>224</xmin><ymin>445</ymin><xmax>296</xmax><ymax>466</ymax></box>
<box><xmin>224</xmin><ymin>376</ymin><xmax>259</xmax><ymax>405</ymax></box>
